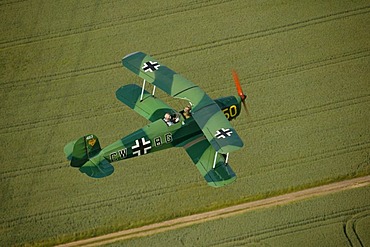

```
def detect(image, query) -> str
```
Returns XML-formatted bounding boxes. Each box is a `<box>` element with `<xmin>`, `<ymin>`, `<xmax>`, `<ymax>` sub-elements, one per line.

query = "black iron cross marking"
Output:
<box><xmin>132</xmin><ymin>137</ymin><xmax>151</xmax><ymax>156</ymax></box>
<box><xmin>142</xmin><ymin>61</ymin><xmax>160</xmax><ymax>72</ymax></box>
<box><xmin>215</xmin><ymin>128</ymin><xmax>233</xmax><ymax>139</ymax></box>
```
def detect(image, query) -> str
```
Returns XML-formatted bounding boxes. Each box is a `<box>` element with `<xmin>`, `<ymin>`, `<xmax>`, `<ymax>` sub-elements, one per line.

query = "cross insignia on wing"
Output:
<box><xmin>215</xmin><ymin>128</ymin><xmax>233</xmax><ymax>139</ymax></box>
<box><xmin>142</xmin><ymin>61</ymin><xmax>160</xmax><ymax>72</ymax></box>
<box><xmin>132</xmin><ymin>137</ymin><xmax>152</xmax><ymax>156</ymax></box>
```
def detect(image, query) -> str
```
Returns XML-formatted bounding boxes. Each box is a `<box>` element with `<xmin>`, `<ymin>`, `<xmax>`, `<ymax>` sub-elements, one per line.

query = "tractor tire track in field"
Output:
<box><xmin>1</xmin><ymin>97</ymin><xmax>368</xmax><ymax>180</ymax></box>
<box><xmin>240</xmin><ymin>94</ymin><xmax>370</xmax><ymax>130</ymax></box>
<box><xmin>0</xmin><ymin>0</ymin><xmax>26</xmax><ymax>7</ymax></box>
<box><xmin>1</xmin><ymin>95</ymin><xmax>368</xmax><ymax>179</ymax></box>
<box><xmin>1</xmin><ymin>6</ymin><xmax>369</xmax><ymax>90</ymax></box>
<box><xmin>0</xmin><ymin>102</ymin><xmax>130</xmax><ymax>135</ymax></box>
<box><xmin>1</xmin><ymin>3</ymin><xmax>368</xmax><ymax>51</ymax></box>
<box><xmin>0</xmin><ymin>161</ymin><xmax>66</xmax><ymax>180</ymax></box>
<box><xmin>245</xmin><ymin>49</ymin><xmax>370</xmax><ymax>84</ymax></box>
<box><xmin>1</xmin><ymin>144</ymin><xmax>368</xmax><ymax>226</ymax></box>
<box><xmin>0</xmin><ymin>177</ymin><xmax>201</xmax><ymax>228</ymax></box>
<box><xmin>1</xmin><ymin>137</ymin><xmax>368</xmax><ymax>190</ymax></box>
<box><xmin>213</xmin><ymin>206</ymin><xmax>370</xmax><ymax>246</ymax></box>
<box><xmin>239</xmin><ymin>141</ymin><xmax>370</xmax><ymax>178</ymax></box>
<box><xmin>1</xmin><ymin>50</ymin><xmax>368</xmax><ymax>135</ymax></box>
<box><xmin>2</xmin><ymin>46</ymin><xmax>368</xmax><ymax>93</ymax></box>
<box><xmin>155</xmin><ymin>6</ymin><xmax>370</xmax><ymax>59</ymax></box>
<box><xmin>344</xmin><ymin>210</ymin><xmax>370</xmax><ymax>246</ymax></box>
<box><xmin>0</xmin><ymin>0</ymin><xmax>232</xmax><ymax>49</ymax></box>
<box><xmin>56</xmin><ymin>176</ymin><xmax>370</xmax><ymax>247</ymax></box>
<box><xmin>0</xmin><ymin>61</ymin><xmax>121</xmax><ymax>90</ymax></box>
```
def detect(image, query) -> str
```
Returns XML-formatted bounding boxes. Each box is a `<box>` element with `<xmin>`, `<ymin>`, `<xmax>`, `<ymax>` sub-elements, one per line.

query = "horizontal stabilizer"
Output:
<box><xmin>79</xmin><ymin>156</ymin><xmax>114</xmax><ymax>178</ymax></box>
<box><xmin>65</xmin><ymin>134</ymin><xmax>114</xmax><ymax>178</ymax></box>
<box><xmin>64</xmin><ymin>140</ymin><xmax>76</xmax><ymax>161</ymax></box>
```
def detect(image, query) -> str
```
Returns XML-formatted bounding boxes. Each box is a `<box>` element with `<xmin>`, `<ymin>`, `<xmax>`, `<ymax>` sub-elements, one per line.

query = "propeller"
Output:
<box><xmin>232</xmin><ymin>69</ymin><xmax>249</xmax><ymax>116</ymax></box>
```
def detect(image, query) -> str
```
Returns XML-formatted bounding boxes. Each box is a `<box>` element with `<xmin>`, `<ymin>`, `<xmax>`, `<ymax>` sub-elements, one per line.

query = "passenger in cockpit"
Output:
<box><xmin>163</xmin><ymin>113</ymin><xmax>174</xmax><ymax>126</ymax></box>
<box><xmin>182</xmin><ymin>105</ymin><xmax>192</xmax><ymax>119</ymax></box>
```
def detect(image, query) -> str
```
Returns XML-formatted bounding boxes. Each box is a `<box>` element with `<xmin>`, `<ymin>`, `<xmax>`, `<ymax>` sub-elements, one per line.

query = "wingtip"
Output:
<box><xmin>122</xmin><ymin>51</ymin><xmax>143</xmax><ymax>60</ymax></box>
<box><xmin>217</xmin><ymin>141</ymin><xmax>244</xmax><ymax>154</ymax></box>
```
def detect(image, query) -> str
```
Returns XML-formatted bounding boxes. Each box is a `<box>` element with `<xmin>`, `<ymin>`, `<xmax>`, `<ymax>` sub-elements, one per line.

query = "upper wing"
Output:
<box><xmin>184</xmin><ymin>136</ymin><xmax>236</xmax><ymax>187</ymax></box>
<box><xmin>122</xmin><ymin>51</ymin><xmax>243</xmax><ymax>154</ymax></box>
<box><xmin>116</xmin><ymin>84</ymin><xmax>175</xmax><ymax>122</ymax></box>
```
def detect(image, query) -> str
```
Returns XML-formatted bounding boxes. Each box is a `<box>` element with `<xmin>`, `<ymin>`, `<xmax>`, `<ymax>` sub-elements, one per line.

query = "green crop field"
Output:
<box><xmin>105</xmin><ymin>185</ymin><xmax>370</xmax><ymax>247</ymax></box>
<box><xmin>1</xmin><ymin>0</ymin><xmax>369</xmax><ymax>246</ymax></box>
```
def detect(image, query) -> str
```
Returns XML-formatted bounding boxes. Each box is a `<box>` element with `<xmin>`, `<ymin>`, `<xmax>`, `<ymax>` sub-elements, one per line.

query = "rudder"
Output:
<box><xmin>70</xmin><ymin>134</ymin><xmax>101</xmax><ymax>167</ymax></box>
<box><xmin>64</xmin><ymin>134</ymin><xmax>114</xmax><ymax>178</ymax></box>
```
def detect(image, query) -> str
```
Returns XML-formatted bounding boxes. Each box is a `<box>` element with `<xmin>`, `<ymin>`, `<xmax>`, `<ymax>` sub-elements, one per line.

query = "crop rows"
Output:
<box><xmin>1</xmin><ymin>48</ymin><xmax>368</xmax><ymax>135</ymax></box>
<box><xmin>344</xmin><ymin>210</ymin><xmax>370</xmax><ymax>246</ymax></box>
<box><xmin>0</xmin><ymin>0</ymin><xmax>231</xmax><ymax>49</ymax></box>
<box><xmin>1</xmin><ymin>0</ymin><xmax>369</xmax><ymax>246</ymax></box>
<box><xmin>212</xmin><ymin>206</ymin><xmax>370</xmax><ymax>246</ymax></box>
<box><xmin>156</xmin><ymin>6</ymin><xmax>370</xmax><ymax>59</ymax></box>
<box><xmin>2</xmin><ymin>5</ymin><xmax>369</xmax><ymax>91</ymax></box>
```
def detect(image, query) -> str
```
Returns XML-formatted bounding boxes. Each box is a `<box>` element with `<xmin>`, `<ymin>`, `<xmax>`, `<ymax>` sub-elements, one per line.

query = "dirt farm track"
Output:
<box><xmin>59</xmin><ymin>176</ymin><xmax>370</xmax><ymax>247</ymax></box>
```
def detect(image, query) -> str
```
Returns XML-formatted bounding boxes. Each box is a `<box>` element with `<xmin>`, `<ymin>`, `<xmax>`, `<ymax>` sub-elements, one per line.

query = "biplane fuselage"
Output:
<box><xmin>100</xmin><ymin>95</ymin><xmax>242</xmax><ymax>163</ymax></box>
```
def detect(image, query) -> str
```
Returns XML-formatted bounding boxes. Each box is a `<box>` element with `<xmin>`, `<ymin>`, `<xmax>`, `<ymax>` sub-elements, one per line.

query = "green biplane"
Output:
<box><xmin>64</xmin><ymin>52</ymin><xmax>248</xmax><ymax>187</ymax></box>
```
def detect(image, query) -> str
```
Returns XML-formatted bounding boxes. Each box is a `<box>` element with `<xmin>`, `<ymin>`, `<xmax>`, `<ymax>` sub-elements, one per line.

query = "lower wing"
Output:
<box><xmin>184</xmin><ymin>136</ymin><xmax>237</xmax><ymax>187</ymax></box>
<box><xmin>116</xmin><ymin>84</ymin><xmax>175</xmax><ymax>122</ymax></box>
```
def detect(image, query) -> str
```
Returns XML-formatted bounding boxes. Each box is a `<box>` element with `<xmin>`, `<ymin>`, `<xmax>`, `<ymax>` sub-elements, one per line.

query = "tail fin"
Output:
<box><xmin>69</xmin><ymin>134</ymin><xmax>101</xmax><ymax>167</ymax></box>
<box><xmin>64</xmin><ymin>134</ymin><xmax>114</xmax><ymax>178</ymax></box>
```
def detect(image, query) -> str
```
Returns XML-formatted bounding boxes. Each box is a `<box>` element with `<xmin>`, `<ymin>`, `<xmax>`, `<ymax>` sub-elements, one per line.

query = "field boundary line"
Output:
<box><xmin>56</xmin><ymin>175</ymin><xmax>370</xmax><ymax>247</ymax></box>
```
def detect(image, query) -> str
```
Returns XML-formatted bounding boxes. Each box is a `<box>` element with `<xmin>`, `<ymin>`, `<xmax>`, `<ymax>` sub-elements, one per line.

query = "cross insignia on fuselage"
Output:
<box><xmin>132</xmin><ymin>137</ymin><xmax>151</xmax><ymax>156</ymax></box>
<box><xmin>142</xmin><ymin>61</ymin><xmax>160</xmax><ymax>72</ymax></box>
<box><xmin>215</xmin><ymin>128</ymin><xmax>233</xmax><ymax>139</ymax></box>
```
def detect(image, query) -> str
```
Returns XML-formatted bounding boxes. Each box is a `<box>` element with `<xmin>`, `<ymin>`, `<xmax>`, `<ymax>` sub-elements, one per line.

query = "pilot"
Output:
<box><xmin>183</xmin><ymin>105</ymin><xmax>192</xmax><ymax>119</ymax></box>
<box><xmin>163</xmin><ymin>113</ymin><xmax>174</xmax><ymax>126</ymax></box>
